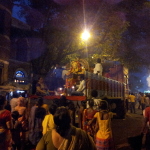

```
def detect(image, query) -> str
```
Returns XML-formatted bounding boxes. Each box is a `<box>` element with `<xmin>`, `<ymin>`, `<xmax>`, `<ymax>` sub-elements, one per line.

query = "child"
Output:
<box><xmin>11</xmin><ymin>111</ymin><xmax>22</xmax><ymax>150</ymax></box>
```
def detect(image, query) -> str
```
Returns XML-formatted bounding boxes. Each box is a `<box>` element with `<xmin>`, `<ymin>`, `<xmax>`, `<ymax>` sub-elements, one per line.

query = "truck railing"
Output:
<box><xmin>84</xmin><ymin>71</ymin><xmax>125</xmax><ymax>99</ymax></box>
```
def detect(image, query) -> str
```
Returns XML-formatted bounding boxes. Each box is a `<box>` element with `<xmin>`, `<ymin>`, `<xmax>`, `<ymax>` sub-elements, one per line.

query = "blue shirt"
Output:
<box><xmin>53</xmin><ymin>68</ymin><xmax>63</xmax><ymax>78</ymax></box>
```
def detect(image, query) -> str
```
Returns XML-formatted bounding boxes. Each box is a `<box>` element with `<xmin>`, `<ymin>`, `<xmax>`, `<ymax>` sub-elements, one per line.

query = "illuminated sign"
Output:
<box><xmin>15</xmin><ymin>71</ymin><xmax>25</xmax><ymax>78</ymax></box>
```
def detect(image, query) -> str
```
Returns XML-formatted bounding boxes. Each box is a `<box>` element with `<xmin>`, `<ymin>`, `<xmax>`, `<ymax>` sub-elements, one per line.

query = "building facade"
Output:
<box><xmin>0</xmin><ymin>1</ymin><xmax>31</xmax><ymax>92</ymax></box>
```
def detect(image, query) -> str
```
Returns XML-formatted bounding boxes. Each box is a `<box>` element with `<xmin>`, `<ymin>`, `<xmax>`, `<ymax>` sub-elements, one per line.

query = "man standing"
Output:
<box><xmin>52</xmin><ymin>64</ymin><xmax>64</xmax><ymax>89</ymax></box>
<box><xmin>93</xmin><ymin>58</ymin><xmax>103</xmax><ymax>76</ymax></box>
<box><xmin>128</xmin><ymin>93</ymin><xmax>136</xmax><ymax>113</ymax></box>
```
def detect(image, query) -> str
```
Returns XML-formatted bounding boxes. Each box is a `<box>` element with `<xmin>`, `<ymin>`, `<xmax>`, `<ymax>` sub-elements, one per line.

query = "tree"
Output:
<box><xmin>12</xmin><ymin>0</ymin><xmax>150</xmax><ymax>76</ymax></box>
<box><xmin>30</xmin><ymin>0</ymin><xmax>129</xmax><ymax>75</ymax></box>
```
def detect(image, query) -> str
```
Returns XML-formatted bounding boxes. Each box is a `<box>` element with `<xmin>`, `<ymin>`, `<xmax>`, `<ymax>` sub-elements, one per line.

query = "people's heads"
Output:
<box><xmin>54</xmin><ymin>106</ymin><xmax>71</xmax><ymax>137</ymax></box>
<box><xmin>97</xmin><ymin>58</ymin><xmax>101</xmax><ymax>63</ymax></box>
<box><xmin>49</xmin><ymin>103</ymin><xmax>57</xmax><ymax>115</ymax></box>
<box><xmin>56</xmin><ymin>63</ymin><xmax>60</xmax><ymax>68</ymax></box>
<box><xmin>38</xmin><ymin>77</ymin><xmax>44</xmax><ymax>83</ymax></box>
<box><xmin>99</xmin><ymin>100</ymin><xmax>108</xmax><ymax>110</ymax></box>
<box><xmin>60</xmin><ymin>95</ymin><xmax>67</xmax><ymax>107</ymax></box>
<box><xmin>89</xmin><ymin>99</ymin><xmax>94</xmax><ymax>108</ymax></box>
<box><xmin>11</xmin><ymin>111</ymin><xmax>19</xmax><ymax>120</ymax></box>
<box><xmin>0</xmin><ymin>95</ymin><xmax>6</xmax><ymax>106</ymax></box>
<box><xmin>81</xmin><ymin>100</ymin><xmax>86</xmax><ymax>108</ymax></box>
<box><xmin>37</xmin><ymin>97</ymin><xmax>44</xmax><ymax>107</ymax></box>
<box><xmin>67</xmin><ymin>101</ymin><xmax>75</xmax><ymax>111</ymax></box>
<box><xmin>91</xmin><ymin>90</ymin><xmax>98</xmax><ymax>97</ymax></box>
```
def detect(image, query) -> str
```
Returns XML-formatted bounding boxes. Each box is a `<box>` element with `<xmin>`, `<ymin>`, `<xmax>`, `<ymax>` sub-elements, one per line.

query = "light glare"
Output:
<box><xmin>81</xmin><ymin>30</ymin><xmax>90</xmax><ymax>40</ymax></box>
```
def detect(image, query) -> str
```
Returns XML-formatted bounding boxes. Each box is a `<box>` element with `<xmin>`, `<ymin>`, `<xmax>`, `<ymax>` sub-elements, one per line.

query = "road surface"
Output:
<box><xmin>112</xmin><ymin>104</ymin><xmax>145</xmax><ymax>150</ymax></box>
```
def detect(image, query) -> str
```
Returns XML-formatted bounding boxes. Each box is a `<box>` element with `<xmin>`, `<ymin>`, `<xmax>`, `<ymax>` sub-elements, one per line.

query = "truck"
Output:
<box><xmin>29</xmin><ymin>60</ymin><xmax>129</xmax><ymax>119</ymax></box>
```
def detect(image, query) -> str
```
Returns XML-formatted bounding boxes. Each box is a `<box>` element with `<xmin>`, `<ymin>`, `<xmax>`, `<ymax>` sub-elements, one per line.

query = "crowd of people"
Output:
<box><xmin>2</xmin><ymin>88</ymin><xmax>150</xmax><ymax>150</ymax></box>
<box><xmin>126</xmin><ymin>92</ymin><xmax>150</xmax><ymax>114</ymax></box>
<box><xmin>0</xmin><ymin>89</ymin><xmax>118</xmax><ymax>150</ymax></box>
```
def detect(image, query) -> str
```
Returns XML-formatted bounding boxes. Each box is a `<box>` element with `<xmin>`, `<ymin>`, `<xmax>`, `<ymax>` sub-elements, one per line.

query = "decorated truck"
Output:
<box><xmin>64</xmin><ymin>59</ymin><xmax>129</xmax><ymax>118</ymax></box>
<box><xmin>30</xmin><ymin>59</ymin><xmax>129</xmax><ymax>119</ymax></box>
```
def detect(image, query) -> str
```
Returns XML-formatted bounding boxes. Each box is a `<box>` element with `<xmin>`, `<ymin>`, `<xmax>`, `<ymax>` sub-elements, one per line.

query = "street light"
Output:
<box><xmin>81</xmin><ymin>30</ymin><xmax>90</xmax><ymax>41</ymax></box>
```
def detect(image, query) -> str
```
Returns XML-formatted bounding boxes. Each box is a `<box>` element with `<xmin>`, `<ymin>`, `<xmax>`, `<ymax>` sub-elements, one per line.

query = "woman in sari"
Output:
<box><xmin>0</xmin><ymin>95</ymin><xmax>12</xmax><ymax>150</ymax></box>
<box><xmin>83</xmin><ymin>99</ymin><xmax>97</xmax><ymax>138</ymax></box>
<box><xmin>89</xmin><ymin>100</ymin><xmax>115</xmax><ymax>150</ymax></box>
<box><xmin>36</xmin><ymin>77</ymin><xmax>49</xmax><ymax>96</ymax></box>
<box><xmin>36</xmin><ymin>106</ymin><xmax>96</xmax><ymax>150</ymax></box>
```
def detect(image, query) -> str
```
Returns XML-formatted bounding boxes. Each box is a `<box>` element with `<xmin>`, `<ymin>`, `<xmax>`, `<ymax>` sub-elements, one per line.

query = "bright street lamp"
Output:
<box><xmin>81</xmin><ymin>30</ymin><xmax>90</xmax><ymax>41</ymax></box>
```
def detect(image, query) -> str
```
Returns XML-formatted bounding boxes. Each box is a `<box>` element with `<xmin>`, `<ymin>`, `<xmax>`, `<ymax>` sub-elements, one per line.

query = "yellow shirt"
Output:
<box><xmin>128</xmin><ymin>95</ymin><xmax>136</xmax><ymax>102</ymax></box>
<box><xmin>94</xmin><ymin>112</ymin><xmax>113</xmax><ymax>139</ymax></box>
<box><xmin>141</xmin><ymin>96</ymin><xmax>145</xmax><ymax>104</ymax></box>
<box><xmin>42</xmin><ymin>114</ymin><xmax>55</xmax><ymax>135</ymax></box>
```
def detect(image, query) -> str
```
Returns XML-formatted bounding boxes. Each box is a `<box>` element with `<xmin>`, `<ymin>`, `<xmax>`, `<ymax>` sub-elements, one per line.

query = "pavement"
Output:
<box><xmin>112</xmin><ymin>104</ymin><xmax>146</xmax><ymax>150</ymax></box>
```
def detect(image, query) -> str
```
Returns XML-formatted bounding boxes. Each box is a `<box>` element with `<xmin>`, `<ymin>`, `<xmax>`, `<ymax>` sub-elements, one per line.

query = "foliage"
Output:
<box><xmin>12</xmin><ymin>0</ymin><xmax>150</xmax><ymax>76</ymax></box>
<box><xmin>37</xmin><ymin>1</ymin><xmax>129</xmax><ymax>75</ymax></box>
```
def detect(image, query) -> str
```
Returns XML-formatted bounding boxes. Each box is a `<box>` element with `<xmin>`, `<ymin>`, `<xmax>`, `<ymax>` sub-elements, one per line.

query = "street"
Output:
<box><xmin>112</xmin><ymin>104</ymin><xmax>145</xmax><ymax>150</ymax></box>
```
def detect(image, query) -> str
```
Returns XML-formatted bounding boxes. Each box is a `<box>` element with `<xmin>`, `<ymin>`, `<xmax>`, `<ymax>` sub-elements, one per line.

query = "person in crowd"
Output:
<box><xmin>142</xmin><ymin>103</ymin><xmax>150</xmax><ymax>150</ymax></box>
<box><xmin>42</xmin><ymin>103</ymin><xmax>57</xmax><ymax>135</ymax></box>
<box><xmin>128</xmin><ymin>93</ymin><xmax>136</xmax><ymax>113</ymax></box>
<box><xmin>36</xmin><ymin>77</ymin><xmax>50</xmax><ymax>96</ymax></box>
<box><xmin>10</xmin><ymin>92</ymin><xmax>19</xmax><ymax>112</ymax></box>
<box><xmin>93</xmin><ymin>58</ymin><xmax>103</xmax><ymax>76</ymax></box>
<box><xmin>137</xmin><ymin>92</ymin><xmax>142</xmax><ymax>109</ymax></box>
<box><xmin>145</xmin><ymin>93</ymin><xmax>150</xmax><ymax>108</ymax></box>
<box><xmin>28</xmin><ymin>97</ymin><xmax>46</xmax><ymax>149</ymax></box>
<box><xmin>14</xmin><ymin>97</ymin><xmax>27</xmax><ymax>119</ymax></box>
<box><xmin>36</xmin><ymin>106</ymin><xmax>96</xmax><ymax>150</ymax></box>
<box><xmin>89</xmin><ymin>100</ymin><xmax>115</xmax><ymax>150</ymax></box>
<box><xmin>78</xmin><ymin>100</ymin><xmax>86</xmax><ymax>129</ymax></box>
<box><xmin>59</xmin><ymin>95</ymin><xmax>68</xmax><ymax>107</ymax></box>
<box><xmin>52</xmin><ymin>63</ymin><xmax>64</xmax><ymax>90</ymax></box>
<box><xmin>71</xmin><ymin>75</ymin><xmax>86</xmax><ymax>96</ymax></box>
<box><xmin>14</xmin><ymin>97</ymin><xmax>28</xmax><ymax>148</ymax></box>
<box><xmin>87</xmin><ymin>90</ymin><xmax>101</xmax><ymax>111</ymax></box>
<box><xmin>5</xmin><ymin>100</ymin><xmax>11</xmax><ymax>112</ymax></box>
<box><xmin>11</xmin><ymin>111</ymin><xmax>22</xmax><ymax>150</ymax></box>
<box><xmin>62</xmin><ymin>64</ymin><xmax>70</xmax><ymax>83</ymax></box>
<box><xmin>0</xmin><ymin>95</ymin><xmax>12</xmax><ymax>150</ymax></box>
<box><xmin>67</xmin><ymin>101</ymin><xmax>76</xmax><ymax>126</ymax></box>
<box><xmin>83</xmin><ymin>99</ymin><xmax>97</xmax><ymax>139</ymax></box>
<box><xmin>141</xmin><ymin>93</ymin><xmax>146</xmax><ymax>112</ymax></box>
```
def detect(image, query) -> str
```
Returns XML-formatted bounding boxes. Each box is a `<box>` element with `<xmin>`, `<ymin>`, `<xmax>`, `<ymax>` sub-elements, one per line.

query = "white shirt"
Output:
<box><xmin>94</xmin><ymin>63</ymin><xmax>103</xmax><ymax>75</ymax></box>
<box><xmin>77</xmin><ymin>80</ymin><xmax>86</xmax><ymax>95</ymax></box>
<box><xmin>86</xmin><ymin>98</ymin><xmax>102</xmax><ymax>110</ymax></box>
<box><xmin>10</xmin><ymin>98</ymin><xmax>18</xmax><ymax>112</ymax></box>
<box><xmin>62</xmin><ymin>69</ymin><xmax>69</xmax><ymax>80</ymax></box>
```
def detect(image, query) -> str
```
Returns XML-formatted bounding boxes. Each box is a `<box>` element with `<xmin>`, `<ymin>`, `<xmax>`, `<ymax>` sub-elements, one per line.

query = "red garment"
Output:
<box><xmin>145</xmin><ymin>107</ymin><xmax>150</xmax><ymax>124</ymax></box>
<box><xmin>0</xmin><ymin>110</ymin><xmax>11</xmax><ymax>150</ymax></box>
<box><xmin>83</xmin><ymin>109</ymin><xmax>97</xmax><ymax>138</ymax></box>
